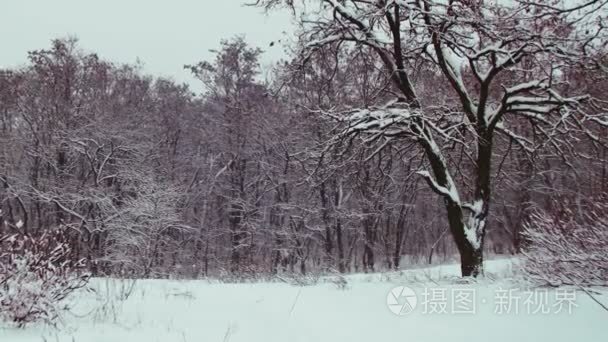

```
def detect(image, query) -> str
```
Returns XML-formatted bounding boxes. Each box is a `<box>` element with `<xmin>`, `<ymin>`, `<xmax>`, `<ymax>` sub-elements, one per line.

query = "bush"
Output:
<box><xmin>522</xmin><ymin>198</ymin><xmax>608</xmax><ymax>287</ymax></box>
<box><xmin>0</xmin><ymin>229</ymin><xmax>90</xmax><ymax>327</ymax></box>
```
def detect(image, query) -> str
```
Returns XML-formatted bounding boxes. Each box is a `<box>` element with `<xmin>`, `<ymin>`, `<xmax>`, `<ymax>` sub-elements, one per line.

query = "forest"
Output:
<box><xmin>1</xmin><ymin>0</ymin><xmax>606</xmax><ymax>289</ymax></box>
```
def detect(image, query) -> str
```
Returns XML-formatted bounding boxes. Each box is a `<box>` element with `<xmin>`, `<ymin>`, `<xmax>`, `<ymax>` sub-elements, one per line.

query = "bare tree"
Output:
<box><xmin>258</xmin><ymin>0</ymin><xmax>608</xmax><ymax>276</ymax></box>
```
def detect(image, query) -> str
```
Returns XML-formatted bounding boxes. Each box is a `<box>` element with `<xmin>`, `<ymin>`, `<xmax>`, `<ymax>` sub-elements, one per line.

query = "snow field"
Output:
<box><xmin>1</xmin><ymin>259</ymin><xmax>607</xmax><ymax>342</ymax></box>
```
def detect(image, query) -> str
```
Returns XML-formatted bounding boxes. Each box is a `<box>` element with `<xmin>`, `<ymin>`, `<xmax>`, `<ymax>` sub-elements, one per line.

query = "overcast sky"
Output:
<box><xmin>0</xmin><ymin>0</ymin><xmax>294</xmax><ymax>92</ymax></box>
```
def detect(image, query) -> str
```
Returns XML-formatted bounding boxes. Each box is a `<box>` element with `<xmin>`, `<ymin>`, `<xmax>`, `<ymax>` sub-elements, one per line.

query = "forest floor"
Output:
<box><xmin>2</xmin><ymin>258</ymin><xmax>607</xmax><ymax>342</ymax></box>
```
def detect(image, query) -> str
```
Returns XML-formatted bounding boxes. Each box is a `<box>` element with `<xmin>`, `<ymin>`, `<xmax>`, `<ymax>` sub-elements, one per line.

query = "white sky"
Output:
<box><xmin>0</xmin><ymin>0</ymin><xmax>294</xmax><ymax>92</ymax></box>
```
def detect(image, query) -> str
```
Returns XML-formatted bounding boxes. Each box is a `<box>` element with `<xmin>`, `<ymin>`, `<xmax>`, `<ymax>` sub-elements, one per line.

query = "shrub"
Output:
<box><xmin>0</xmin><ymin>229</ymin><xmax>90</xmax><ymax>327</ymax></box>
<box><xmin>522</xmin><ymin>198</ymin><xmax>608</xmax><ymax>287</ymax></box>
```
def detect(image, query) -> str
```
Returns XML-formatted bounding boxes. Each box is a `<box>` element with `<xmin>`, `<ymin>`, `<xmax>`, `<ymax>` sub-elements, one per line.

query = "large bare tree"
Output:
<box><xmin>258</xmin><ymin>0</ymin><xmax>608</xmax><ymax>276</ymax></box>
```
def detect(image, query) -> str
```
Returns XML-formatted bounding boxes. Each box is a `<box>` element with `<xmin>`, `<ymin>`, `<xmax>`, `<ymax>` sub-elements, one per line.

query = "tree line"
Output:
<box><xmin>1</xmin><ymin>0</ymin><xmax>607</xmax><ymax>278</ymax></box>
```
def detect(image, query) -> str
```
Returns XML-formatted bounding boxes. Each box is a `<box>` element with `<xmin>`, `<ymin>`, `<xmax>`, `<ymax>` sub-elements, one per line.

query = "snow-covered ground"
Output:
<box><xmin>1</xmin><ymin>258</ymin><xmax>607</xmax><ymax>342</ymax></box>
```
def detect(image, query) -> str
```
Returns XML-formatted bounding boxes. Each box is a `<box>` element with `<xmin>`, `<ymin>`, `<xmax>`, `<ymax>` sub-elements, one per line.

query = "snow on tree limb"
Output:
<box><xmin>416</xmin><ymin>170</ymin><xmax>460</xmax><ymax>204</ymax></box>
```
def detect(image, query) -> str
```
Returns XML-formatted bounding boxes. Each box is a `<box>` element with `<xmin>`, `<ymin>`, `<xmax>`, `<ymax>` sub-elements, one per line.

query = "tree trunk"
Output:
<box><xmin>319</xmin><ymin>183</ymin><xmax>334</xmax><ymax>269</ymax></box>
<box><xmin>335</xmin><ymin>217</ymin><xmax>345</xmax><ymax>273</ymax></box>
<box><xmin>459</xmin><ymin>241</ymin><xmax>483</xmax><ymax>277</ymax></box>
